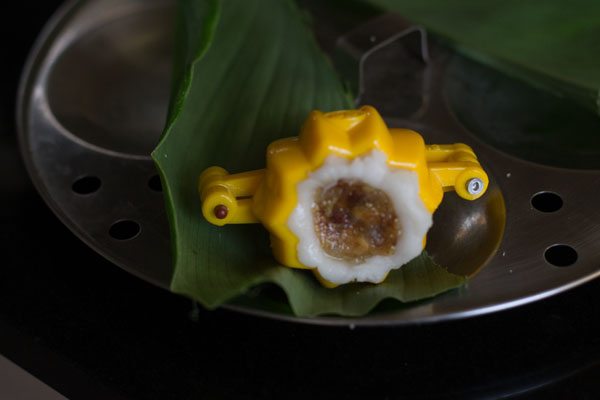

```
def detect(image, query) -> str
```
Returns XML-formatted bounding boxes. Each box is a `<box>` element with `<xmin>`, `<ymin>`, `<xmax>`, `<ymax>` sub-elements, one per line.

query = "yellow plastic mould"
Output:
<box><xmin>199</xmin><ymin>106</ymin><xmax>488</xmax><ymax>285</ymax></box>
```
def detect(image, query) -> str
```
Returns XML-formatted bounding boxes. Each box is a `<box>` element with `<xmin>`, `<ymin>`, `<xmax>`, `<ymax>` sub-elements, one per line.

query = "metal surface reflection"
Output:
<box><xmin>17</xmin><ymin>0</ymin><xmax>600</xmax><ymax>326</ymax></box>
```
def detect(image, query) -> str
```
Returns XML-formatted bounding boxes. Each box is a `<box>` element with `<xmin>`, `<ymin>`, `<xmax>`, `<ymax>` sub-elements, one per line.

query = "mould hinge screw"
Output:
<box><xmin>467</xmin><ymin>178</ymin><xmax>484</xmax><ymax>196</ymax></box>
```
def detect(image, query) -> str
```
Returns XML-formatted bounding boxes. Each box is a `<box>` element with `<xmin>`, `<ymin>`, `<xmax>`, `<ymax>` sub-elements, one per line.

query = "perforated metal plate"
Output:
<box><xmin>18</xmin><ymin>0</ymin><xmax>600</xmax><ymax>325</ymax></box>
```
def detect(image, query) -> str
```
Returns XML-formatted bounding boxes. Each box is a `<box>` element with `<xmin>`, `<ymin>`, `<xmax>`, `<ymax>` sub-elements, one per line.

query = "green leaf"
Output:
<box><xmin>367</xmin><ymin>0</ymin><xmax>600</xmax><ymax>115</ymax></box>
<box><xmin>152</xmin><ymin>0</ymin><xmax>466</xmax><ymax>317</ymax></box>
<box><xmin>265</xmin><ymin>253</ymin><xmax>466</xmax><ymax>317</ymax></box>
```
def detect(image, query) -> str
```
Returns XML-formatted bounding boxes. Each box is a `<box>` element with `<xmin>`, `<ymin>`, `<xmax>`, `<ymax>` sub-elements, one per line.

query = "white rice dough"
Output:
<box><xmin>287</xmin><ymin>150</ymin><xmax>432</xmax><ymax>285</ymax></box>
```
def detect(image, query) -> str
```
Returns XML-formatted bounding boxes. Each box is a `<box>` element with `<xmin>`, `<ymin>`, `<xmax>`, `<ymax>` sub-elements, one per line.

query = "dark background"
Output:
<box><xmin>2</xmin><ymin>2</ymin><xmax>600</xmax><ymax>399</ymax></box>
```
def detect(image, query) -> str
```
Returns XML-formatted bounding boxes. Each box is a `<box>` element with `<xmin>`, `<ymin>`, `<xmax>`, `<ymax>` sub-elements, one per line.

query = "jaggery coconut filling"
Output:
<box><xmin>288</xmin><ymin>150</ymin><xmax>432</xmax><ymax>285</ymax></box>
<box><xmin>313</xmin><ymin>179</ymin><xmax>400</xmax><ymax>263</ymax></box>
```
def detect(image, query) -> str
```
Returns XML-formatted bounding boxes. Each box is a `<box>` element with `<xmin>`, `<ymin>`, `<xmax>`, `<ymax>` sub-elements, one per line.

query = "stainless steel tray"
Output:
<box><xmin>17</xmin><ymin>0</ymin><xmax>600</xmax><ymax>326</ymax></box>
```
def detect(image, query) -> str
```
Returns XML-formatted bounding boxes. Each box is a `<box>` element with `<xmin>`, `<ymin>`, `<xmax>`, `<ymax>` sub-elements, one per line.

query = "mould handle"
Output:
<box><xmin>198</xmin><ymin>167</ymin><xmax>264</xmax><ymax>226</ymax></box>
<box><xmin>426</xmin><ymin>144</ymin><xmax>489</xmax><ymax>200</ymax></box>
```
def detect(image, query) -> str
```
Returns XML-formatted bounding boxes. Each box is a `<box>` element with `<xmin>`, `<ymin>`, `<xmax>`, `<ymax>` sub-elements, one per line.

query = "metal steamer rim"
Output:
<box><xmin>17</xmin><ymin>0</ymin><xmax>600</xmax><ymax>326</ymax></box>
